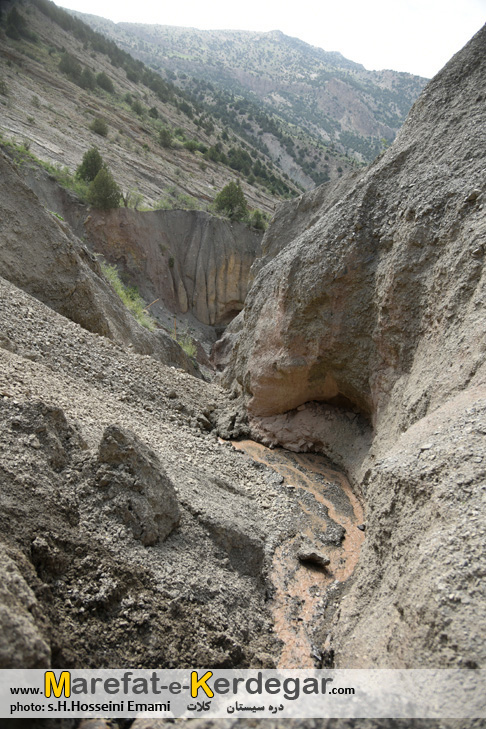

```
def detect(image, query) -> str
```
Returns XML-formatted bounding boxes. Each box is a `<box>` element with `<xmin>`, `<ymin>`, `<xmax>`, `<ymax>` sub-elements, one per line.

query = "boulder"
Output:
<box><xmin>0</xmin><ymin>546</ymin><xmax>50</xmax><ymax>668</ymax></box>
<box><xmin>97</xmin><ymin>425</ymin><xmax>180</xmax><ymax>545</ymax></box>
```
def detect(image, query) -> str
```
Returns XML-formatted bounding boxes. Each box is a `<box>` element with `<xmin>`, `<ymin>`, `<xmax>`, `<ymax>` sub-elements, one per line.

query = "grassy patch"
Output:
<box><xmin>0</xmin><ymin>135</ymin><xmax>89</xmax><ymax>200</ymax></box>
<box><xmin>99</xmin><ymin>260</ymin><xmax>156</xmax><ymax>331</ymax></box>
<box><xmin>172</xmin><ymin>324</ymin><xmax>197</xmax><ymax>358</ymax></box>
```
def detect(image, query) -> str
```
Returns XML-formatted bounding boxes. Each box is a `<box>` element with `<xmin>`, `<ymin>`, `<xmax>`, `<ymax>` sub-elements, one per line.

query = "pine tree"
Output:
<box><xmin>87</xmin><ymin>168</ymin><xmax>121</xmax><ymax>210</ymax></box>
<box><xmin>214</xmin><ymin>181</ymin><xmax>248</xmax><ymax>221</ymax></box>
<box><xmin>96</xmin><ymin>72</ymin><xmax>114</xmax><ymax>93</ymax></box>
<box><xmin>158</xmin><ymin>127</ymin><xmax>173</xmax><ymax>148</ymax></box>
<box><xmin>76</xmin><ymin>147</ymin><xmax>104</xmax><ymax>182</ymax></box>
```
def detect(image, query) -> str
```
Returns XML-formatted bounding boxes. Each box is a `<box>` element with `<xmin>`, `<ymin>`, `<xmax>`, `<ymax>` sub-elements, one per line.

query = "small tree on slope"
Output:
<box><xmin>87</xmin><ymin>168</ymin><xmax>121</xmax><ymax>210</ymax></box>
<box><xmin>76</xmin><ymin>147</ymin><xmax>104</xmax><ymax>182</ymax></box>
<box><xmin>214</xmin><ymin>180</ymin><xmax>248</xmax><ymax>221</ymax></box>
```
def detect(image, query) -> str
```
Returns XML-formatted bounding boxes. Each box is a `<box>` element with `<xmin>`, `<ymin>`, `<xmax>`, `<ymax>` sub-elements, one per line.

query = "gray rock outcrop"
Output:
<box><xmin>97</xmin><ymin>425</ymin><xmax>180</xmax><ymax>545</ymax></box>
<box><xmin>0</xmin><ymin>277</ymin><xmax>294</xmax><ymax>669</ymax></box>
<box><xmin>0</xmin><ymin>546</ymin><xmax>50</xmax><ymax>668</ymax></box>
<box><xmin>222</xmin><ymin>25</ymin><xmax>486</xmax><ymax>667</ymax></box>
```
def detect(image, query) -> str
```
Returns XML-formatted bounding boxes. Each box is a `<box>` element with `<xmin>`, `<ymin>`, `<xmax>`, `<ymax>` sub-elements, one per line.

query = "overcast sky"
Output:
<box><xmin>58</xmin><ymin>0</ymin><xmax>485</xmax><ymax>78</ymax></box>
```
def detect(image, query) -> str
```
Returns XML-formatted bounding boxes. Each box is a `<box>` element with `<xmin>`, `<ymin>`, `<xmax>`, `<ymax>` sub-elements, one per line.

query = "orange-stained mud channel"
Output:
<box><xmin>232</xmin><ymin>440</ymin><xmax>365</xmax><ymax>669</ymax></box>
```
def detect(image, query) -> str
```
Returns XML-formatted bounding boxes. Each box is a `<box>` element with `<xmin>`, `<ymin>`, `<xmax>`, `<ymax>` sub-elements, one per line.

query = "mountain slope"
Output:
<box><xmin>71</xmin><ymin>14</ymin><xmax>427</xmax><ymax>175</ymax></box>
<box><xmin>0</xmin><ymin>0</ymin><xmax>302</xmax><ymax>215</ymax></box>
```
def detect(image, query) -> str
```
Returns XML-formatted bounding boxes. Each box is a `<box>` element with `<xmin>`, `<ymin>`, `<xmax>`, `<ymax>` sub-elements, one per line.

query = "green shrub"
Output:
<box><xmin>249</xmin><ymin>208</ymin><xmax>268</xmax><ymax>230</ymax></box>
<box><xmin>59</xmin><ymin>51</ymin><xmax>81</xmax><ymax>83</ymax></box>
<box><xmin>87</xmin><ymin>167</ymin><xmax>121</xmax><ymax>210</ymax></box>
<box><xmin>123</xmin><ymin>189</ymin><xmax>144</xmax><ymax>210</ymax></box>
<box><xmin>148</xmin><ymin>106</ymin><xmax>158</xmax><ymax>119</ymax></box>
<box><xmin>76</xmin><ymin>146</ymin><xmax>104</xmax><ymax>182</ymax></box>
<box><xmin>48</xmin><ymin>210</ymin><xmax>65</xmax><ymax>221</ymax></box>
<box><xmin>100</xmin><ymin>261</ymin><xmax>155</xmax><ymax>330</ymax></box>
<box><xmin>126</xmin><ymin>68</ymin><xmax>140</xmax><ymax>84</ymax></box>
<box><xmin>214</xmin><ymin>180</ymin><xmax>247</xmax><ymax>221</ymax></box>
<box><xmin>158</xmin><ymin>127</ymin><xmax>172</xmax><ymax>148</ymax></box>
<box><xmin>79</xmin><ymin>67</ymin><xmax>96</xmax><ymax>90</ymax></box>
<box><xmin>90</xmin><ymin>116</ymin><xmax>108</xmax><ymax>137</ymax></box>
<box><xmin>178</xmin><ymin>101</ymin><xmax>193</xmax><ymax>118</ymax></box>
<box><xmin>176</xmin><ymin>193</ymin><xmax>199</xmax><ymax>210</ymax></box>
<box><xmin>132</xmin><ymin>99</ymin><xmax>144</xmax><ymax>116</ymax></box>
<box><xmin>183</xmin><ymin>139</ymin><xmax>199</xmax><ymax>153</ymax></box>
<box><xmin>154</xmin><ymin>191</ymin><xmax>200</xmax><ymax>211</ymax></box>
<box><xmin>153</xmin><ymin>197</ymin><xmax>173</xmax><ymax>211</ymax></box>
<box><xmin>96</xmin><ymin>71</ymin><xmax>114</xmax><ymax>93</ymax></box>
<box><xmin>172</xmin><ymin>323</ymin><xmax>196</xmax><ymax>358</ymax></box>
<box><xmin>179</xmin><ymin>333</ymin><xmax>196</xmax><ymax>358</ymax></box>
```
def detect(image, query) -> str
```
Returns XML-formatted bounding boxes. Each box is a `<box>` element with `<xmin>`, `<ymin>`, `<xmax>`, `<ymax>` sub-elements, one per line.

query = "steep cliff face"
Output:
<box><xmin>226</xmin><ymin>23</ymin><xmax>485</xmax><ymax>444</ymax></box>
<box><xmin>223</xmin><ymin>26</ymin><xmax>486</xmax><ymax>667</ymax></box>
<box><xmin>0</xmin><ymin>152</ymin><xmax>197</xmax><ymax>375</ymax></box>
<box><xmin>84</xmin><ymin>208</ymin><xmax>262</xmax><ymax>327</ymax></box>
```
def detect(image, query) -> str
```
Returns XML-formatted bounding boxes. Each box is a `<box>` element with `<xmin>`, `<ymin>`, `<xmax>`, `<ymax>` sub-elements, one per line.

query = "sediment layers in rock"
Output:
<box><xmin>84</xmin><ymin>208</ymin><xmax>262</xmax><ymax>327</ymax></box>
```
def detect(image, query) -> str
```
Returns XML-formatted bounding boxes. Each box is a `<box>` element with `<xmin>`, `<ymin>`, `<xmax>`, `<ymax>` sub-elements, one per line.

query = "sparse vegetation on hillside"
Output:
<box><xmin>214</xmin><ymin>181</ymin><xmax>248</xmax><ymax>221</ymax></box>
<box><xmin>76</xmin><ymin>146</ymin><xmax>104</xmax><ymax>182</ymax></box>
<box><xmin>77</xmin><ymin>17</ymin><xmax>426</xmax><ymax>176</ymax></box>
<box><xmin>99</xmin><ymin>260</ymin><xmax>156</xmax><ymax>330</ymax></box>
<box><xmin>0</xmin><ymin>135</ymin><xmax>90</xmax><ymax>199</ymax></box>
<box><xmin>0</xmin><ymin>0</ymin><xmax>302</xmax><ymax>214</ymax></box>
<box><xmin>86</xmin><ymin>167</ymin><xmax>121</xmax><ymax>210</ymax></box>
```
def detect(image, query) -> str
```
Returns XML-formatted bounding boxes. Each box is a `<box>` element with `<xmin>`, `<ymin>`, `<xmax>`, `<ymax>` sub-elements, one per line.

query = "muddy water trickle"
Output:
<box><xmin>232</xmin><ymin>440</ymin><xmax>365</xmax><ymax>668</ymax></box>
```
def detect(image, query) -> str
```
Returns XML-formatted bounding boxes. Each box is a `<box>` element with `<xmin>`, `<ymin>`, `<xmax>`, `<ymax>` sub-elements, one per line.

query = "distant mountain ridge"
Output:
<box><xmin>70</xmin><ymin>13</ymin><xmax>428</xmax><ymax>166</ymax></box>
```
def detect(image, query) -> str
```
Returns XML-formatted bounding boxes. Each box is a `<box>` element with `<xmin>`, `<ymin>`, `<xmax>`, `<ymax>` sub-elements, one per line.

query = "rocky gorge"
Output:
<box><xmin>221</xmin><ymin>23</ymin><xmax>486</xmax><ymax>670</ymax></box>
<box><xmin>0</xmin><ymin>13</ymin><xmax>485</xmax><ymax>729</ymax></box>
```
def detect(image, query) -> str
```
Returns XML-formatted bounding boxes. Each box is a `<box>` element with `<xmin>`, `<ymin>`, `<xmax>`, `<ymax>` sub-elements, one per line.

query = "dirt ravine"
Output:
<box><xmin>233</xmin><ymin>441</ymin><xmax>365</xmax><ymax>668</ymax></box>
<box><xmin>1</xmin><ymin>13</ymin><xmax>485</xmax><ymax>729</ymax></box>
<box><xmin>0</xmin><ymin>272</ymin><xmax>371</xmax><ymax>677</ymax></box>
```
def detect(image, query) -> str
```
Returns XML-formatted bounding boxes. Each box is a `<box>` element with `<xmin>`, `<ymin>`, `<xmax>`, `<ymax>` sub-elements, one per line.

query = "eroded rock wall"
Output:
<box><xmin>84</xmin><ymin>208</ymin><xmax>262</xmax><ymax>327</ymax></box>
<box><xmin>223</xmin><ymin>25</ymin><xmax>486</xmax><ymax>667</ymax></box>
<box><xmin>225</xmin><ymin>24</ymin><xmax>486</xmax><ymax>453</ymax></box>
<box><xmin>0</xmin><ymin>152</ymin><xmax>197</xmax><ymax>375</ymax></box>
